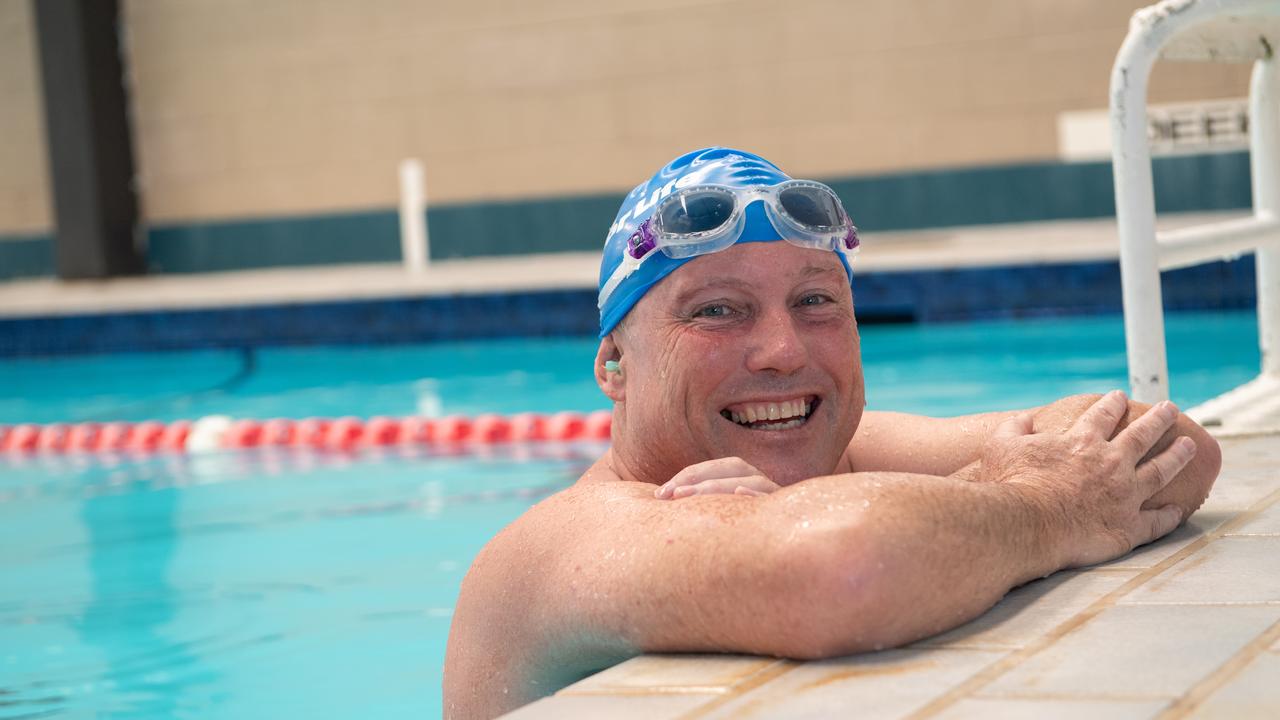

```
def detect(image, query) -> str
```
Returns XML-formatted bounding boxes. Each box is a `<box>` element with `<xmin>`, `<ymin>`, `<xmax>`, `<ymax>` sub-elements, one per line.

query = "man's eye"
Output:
<box><xmin>693</xmin><ymin>304</ymin><xmax>732</xmax><ymax>318</ymax></box>
<box><xmin>799</xmin><ymin>294</ymin><xmax>831</xmax><ymax>306</ymax></box>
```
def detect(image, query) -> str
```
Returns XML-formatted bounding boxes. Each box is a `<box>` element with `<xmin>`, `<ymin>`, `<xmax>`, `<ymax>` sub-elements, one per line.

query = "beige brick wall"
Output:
<box><xmin>0</xmin><ymin>0</ymin><xmax>49</xmax><ymax>234</ymax></box>
<box><xmin>0</xmin><ymin>0</ymin><xmax>1254</xmax><ymax>234</ymax></box>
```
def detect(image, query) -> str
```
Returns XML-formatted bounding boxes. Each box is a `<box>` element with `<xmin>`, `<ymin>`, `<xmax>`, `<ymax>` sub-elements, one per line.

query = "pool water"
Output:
<box><xmin>0</xmin><ymin>310</ymin><xmax>1261</xmax><ymax>718</ymax></box>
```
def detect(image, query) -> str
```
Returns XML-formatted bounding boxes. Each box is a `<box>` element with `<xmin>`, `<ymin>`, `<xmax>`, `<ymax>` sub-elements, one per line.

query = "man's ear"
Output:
<box><xmin>595</xmin><ymin>335</ymin><xmax>625</xmax><ymax>403</ymax></box>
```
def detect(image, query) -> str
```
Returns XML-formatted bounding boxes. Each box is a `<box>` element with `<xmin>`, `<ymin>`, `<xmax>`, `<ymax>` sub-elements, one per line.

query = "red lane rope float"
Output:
<box><xmin>0</xmin><ymin>411</ymin><xmax>612</xmax><ymax>455</ymax></box>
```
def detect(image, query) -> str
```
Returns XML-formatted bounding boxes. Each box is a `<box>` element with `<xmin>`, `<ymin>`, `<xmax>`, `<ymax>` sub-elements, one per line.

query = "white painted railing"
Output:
<box><xmin>1112</xmin><ymin>0</ymin><xmax>1280</xmax><ymax>414</ymax></box>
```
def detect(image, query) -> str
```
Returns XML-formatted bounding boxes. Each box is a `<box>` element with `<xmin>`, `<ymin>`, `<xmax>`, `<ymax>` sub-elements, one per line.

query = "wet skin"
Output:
<box><xmin>598</xmin><ymin>241</ymin><xmax>863</xmax><ymax>488</ymax></box>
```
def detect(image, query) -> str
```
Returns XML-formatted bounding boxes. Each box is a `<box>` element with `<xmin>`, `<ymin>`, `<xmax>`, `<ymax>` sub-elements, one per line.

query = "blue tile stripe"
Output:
<box><xmin>0</xmin><ymin>258</ymin><xmax>1256</xmax><ymax>357</ymax></box>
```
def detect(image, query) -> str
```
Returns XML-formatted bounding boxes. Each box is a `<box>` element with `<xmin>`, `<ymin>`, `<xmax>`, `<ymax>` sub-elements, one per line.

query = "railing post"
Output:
<box><xmin>1251</xmin><ymin>55</ymin><xmax>1280</xmax><ymax>377</ymax></box>
<box><xmin>1112</xmin><ymin>22</ymin><xmax>1170</xmax><ymax>404</ymax></box>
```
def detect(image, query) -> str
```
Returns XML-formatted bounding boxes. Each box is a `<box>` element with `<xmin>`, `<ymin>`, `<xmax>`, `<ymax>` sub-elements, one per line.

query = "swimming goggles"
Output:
<box><xmin>597</xmin><ymin>180</ymin><xmax>860</xmax><ymax>309</ymax></box>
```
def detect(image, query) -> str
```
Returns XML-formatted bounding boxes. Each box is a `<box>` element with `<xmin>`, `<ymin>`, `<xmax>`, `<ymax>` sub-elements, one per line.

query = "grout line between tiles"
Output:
<box><xmin>1155</xmin><ymin>616</ymin><xmax>1280</xmax><ymax>719</ymax></box>
<box><xmin>904</xmin><ymin>485</ymin><xmax>1280</xmax><ymax>720</ymax></box>
<box><xmin>1116</xmin><ymin>601</ymin><xmax>1280</xmax><ymax>606</ymax></box>
<box><xmin>673</xmin><ymin>660</ymin><xmax>798</xmax><ymax>719</ymax></box>
<box><xmin>560</xmin><ymin>685</ymin><xmax>733</xmax><ymax>696</ymax></box>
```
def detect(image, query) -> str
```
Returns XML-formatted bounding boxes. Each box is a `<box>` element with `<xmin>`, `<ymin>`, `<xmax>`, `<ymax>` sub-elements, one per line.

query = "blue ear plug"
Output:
<box><xmin>604</xmin><ymin>360</ymin><xmax>621</xmax><ymax>374</ymax></box>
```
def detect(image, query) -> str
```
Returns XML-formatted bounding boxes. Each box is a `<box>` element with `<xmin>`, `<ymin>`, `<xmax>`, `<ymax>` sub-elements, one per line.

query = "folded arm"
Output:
<box><xmin>444</xmin><ymin>471</ymin><xmax>1054</xmax><ymax>719</ymax></box>
<box><xmin>848</xmin><ymin>393</ymin><xmax>1221</xmax><ymax>519</ymax></box>
<box><xmin>444</xmin><ymin>393</ymin><xmax>1203</xmax><ymax>719</ymax></box>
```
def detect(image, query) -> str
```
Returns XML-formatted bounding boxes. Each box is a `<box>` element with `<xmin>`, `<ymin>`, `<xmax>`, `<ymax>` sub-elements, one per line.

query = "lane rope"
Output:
<box><xmin>0</xmin><ymin>411</ymin><xmax>612</xmax><ymax>454</ymax></box>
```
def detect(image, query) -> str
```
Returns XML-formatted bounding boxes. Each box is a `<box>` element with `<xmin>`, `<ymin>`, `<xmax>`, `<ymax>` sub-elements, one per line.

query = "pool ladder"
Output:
<box><xmin>1113</xmin><ymin>0</ymin><xmax>1280</xmax><ymax>431</ymax></box>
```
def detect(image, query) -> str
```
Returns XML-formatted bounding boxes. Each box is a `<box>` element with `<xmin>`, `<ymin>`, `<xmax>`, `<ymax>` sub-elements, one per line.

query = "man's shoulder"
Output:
<box><xmin>472</xmin><ymin>464</ymin><xmax>654</xmax><ymax>569</ymax></box>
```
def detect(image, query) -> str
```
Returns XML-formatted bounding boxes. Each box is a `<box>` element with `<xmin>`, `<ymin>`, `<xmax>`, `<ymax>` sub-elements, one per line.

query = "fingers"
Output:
<box><xmin>1114</xmin><ymin>400</ymin><xmax>1179</xmax><ymax>460</ymax></box>
<box><xmin>656</xmin><ymin>457</ymin><xmax>761</xmax><ymax>498</ymax></box>
<box><xmin>1070</xmin><ymin>389</ymin><xmax>1129</xmax><ymax>439</ymax></box>
<box><xmin>670</xmin><ymin>475</ymin><xmax>778</xmax><ymax>499</ymax></box>
<box><xmin>992</xmin><ymin>412</ymin><xmax>1035</xmax><ymax>440</ymax></box>
<box><xmin>1137</xmin><ymin>504</ymin><xmax>1184</xmax><ymax>547</ymax></box>
<box><xmin>1136</xmin><ymin>435</ymin><xmax>1197</xmax><ymax>497</ymax></box>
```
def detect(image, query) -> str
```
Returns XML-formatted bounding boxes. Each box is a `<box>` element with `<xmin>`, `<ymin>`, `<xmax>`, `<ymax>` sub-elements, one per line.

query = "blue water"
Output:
<box><xmin>0</xmin><ymin>310</ymin><xmax>1261</xmax><ymax>718</ymax></box>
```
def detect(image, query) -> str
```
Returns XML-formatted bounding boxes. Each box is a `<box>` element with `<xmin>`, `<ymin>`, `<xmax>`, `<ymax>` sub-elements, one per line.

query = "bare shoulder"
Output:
<box><xmin>443</xmin><ymin>467</ymin><xmax>777</xmax><ymax>719</ymax></box>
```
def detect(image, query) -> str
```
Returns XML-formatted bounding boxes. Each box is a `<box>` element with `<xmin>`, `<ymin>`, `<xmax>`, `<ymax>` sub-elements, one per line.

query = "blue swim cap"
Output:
<box><xmin>597</xmin><ymin>147</ymin><xmax>854</xmax><ymax>337</ymax></box>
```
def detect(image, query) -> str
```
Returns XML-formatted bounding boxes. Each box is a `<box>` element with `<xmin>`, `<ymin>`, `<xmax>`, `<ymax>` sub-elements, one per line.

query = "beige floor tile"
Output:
<box><xmin>1199</xmin><ymin>437</ymin><xmax>1280</xmax><ymax>513</ymax></box>
<box><xmin>913</xmin><ymin>570</ymin><xmax>1135</xmax><ymax>650</ymax></box>
<box><xmin>1097</xmin><ymin>511</ymin><xmax>1235</xmax><ymax>570</ymax></box>
<box><xmin>1225</xmin><ymin>494</ymin><xmax>1280</xmax><ymax>536</ymax></box>
<box><xmin>932</xmin><ymin>697</ymin><xmax>1169</xmax><ymax>719</ymax></box>
<box><xmin>563</xmin><ymin>654</ymin><xmax>783</xmax><ymax>695</ymax></box>
<box><xmin>501</xmin><ymin>693</ymin><xmax>718</xmax><ymax>719</ymax></box>
<box><xmin>1200</xmin><ymin>474</ymin><xmax>1280</xmax><ymax>514</ymax></box>
<box><xmin>980</xmin><ymin>605</ymin><xmax>1278</xmax><ymax>699</ymax></box>
<box><xmin>1119</xmin><ymin>537</ymin><xmax>1280</xmax><ymax>605</ymax></box>
<box><xmin>696</xmin><ymin>648</ymin><xmax>1006</xmax><ymax>720</ymax></box>
<box><xmin>1185</xmin><ymin>651</ymin><xmax>1280</xmax><ymax>720</ymax></box>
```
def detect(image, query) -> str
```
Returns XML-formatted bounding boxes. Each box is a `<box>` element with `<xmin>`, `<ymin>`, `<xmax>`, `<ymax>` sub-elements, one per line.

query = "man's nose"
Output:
<box><xmin>745</xmin><ymin>307</ymin><xmax>808</xmax><ymax>375</ymax></box>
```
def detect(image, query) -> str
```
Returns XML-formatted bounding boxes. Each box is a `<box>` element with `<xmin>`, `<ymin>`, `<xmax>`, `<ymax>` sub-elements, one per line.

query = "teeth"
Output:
<box><xmin>724</xmin><ymin>397</ymin><xmax>815</xmax><ymax>427</ymax></box>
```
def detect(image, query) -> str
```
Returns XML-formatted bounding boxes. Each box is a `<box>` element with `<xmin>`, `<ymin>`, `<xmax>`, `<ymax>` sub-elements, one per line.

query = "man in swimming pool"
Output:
<box><xmin>442</xmin><ymin>148</ymin><xmax>1221</xmax><ymax>720</ymax></box>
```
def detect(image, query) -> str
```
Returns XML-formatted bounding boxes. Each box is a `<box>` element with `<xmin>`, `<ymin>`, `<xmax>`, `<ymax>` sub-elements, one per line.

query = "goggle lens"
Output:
<box><xmin>657</xmin><ymin>188</ymin><xmax>736</xmax><ymax>235</ymax></box>
<box><xmin>778</xmin><ymin>185</ymin><xmax>845</xmax><ymax>229</ymax></box>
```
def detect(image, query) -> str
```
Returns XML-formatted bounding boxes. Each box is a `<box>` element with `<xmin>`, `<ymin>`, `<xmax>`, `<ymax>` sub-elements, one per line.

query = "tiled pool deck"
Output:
<box><xmin>507</xmin><ymin>428</ymin><xmax>1280</xmax><ymax>720</ymax></box>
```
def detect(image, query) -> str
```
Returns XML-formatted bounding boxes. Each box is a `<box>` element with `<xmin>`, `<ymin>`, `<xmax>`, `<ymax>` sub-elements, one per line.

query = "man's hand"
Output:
<box><xmin>654</xmin><ymin>456</ymin><xmax>782</xmax><ymax>499</ymax></box>
<box><xmin>980</xmin><ymin>390</ymin><xmax>1198</xmax><ymax>568</ymax></box>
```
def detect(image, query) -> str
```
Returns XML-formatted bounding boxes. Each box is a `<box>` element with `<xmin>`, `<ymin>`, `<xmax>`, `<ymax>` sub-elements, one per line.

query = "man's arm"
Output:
<box><xmin>444</xmin><ymin>393</ymin><xmax>1195</xmax><ymax>719</ymax></box>
<box><xmin>848</xmin><ymin>393</ymin><xmax>1222</xmax><ymax>519</ymax></box>
<box><xmin>444</xmin><ymin>473</ymin><xmax>1055</xmax><ymax>720</ymax></box>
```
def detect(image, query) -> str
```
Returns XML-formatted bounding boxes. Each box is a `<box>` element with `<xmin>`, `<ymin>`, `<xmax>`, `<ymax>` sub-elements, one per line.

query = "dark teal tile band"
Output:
<box><xmin>0</xmin><ymin>234</ymin><xmax>55</xmax><ymax>280</ymax></box>
<box><xmin>147</xmin><ymin>209</ymin><xmax>402</xmax><ymax>273</ymax></box>
<box><xmin>0</xmin><ymin>151</ymin><xmax>1255</xmax><ymax>279</ymax></box>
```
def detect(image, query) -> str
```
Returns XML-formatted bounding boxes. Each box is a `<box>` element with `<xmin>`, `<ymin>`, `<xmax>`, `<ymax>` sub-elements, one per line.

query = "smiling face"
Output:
<box><xmin>599</xmin><ymin>241</ymin><xmax>865</xmax><ymax>487</ymax></box>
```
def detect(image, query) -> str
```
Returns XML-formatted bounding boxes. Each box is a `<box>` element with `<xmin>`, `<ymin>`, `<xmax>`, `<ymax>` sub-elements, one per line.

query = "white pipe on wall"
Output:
<box><xmin>1250</xmin><ymin>57</ymin><xmax>1280</xmax><ymax>377</ymax></box>
<box><xmin>399</xmin><ymin>158</ymin><xmax>429</xmax><ymax>273</ymax></box>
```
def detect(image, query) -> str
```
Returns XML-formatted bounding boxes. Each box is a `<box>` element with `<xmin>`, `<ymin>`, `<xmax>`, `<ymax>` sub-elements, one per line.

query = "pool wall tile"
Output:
<box><xmin>0</xmin><ymin>233</ymin><xmax>54</xmax><ymax>281</ymax></box>
<box><xmin>1</xmin><ymin>151</ymin><xmax>1253</xmax><ymax>281</ymax></box>
<box><xmin>0</xmin><ymin>256</ymin><xmax>1258</xmax><ymax>357</ymax></box>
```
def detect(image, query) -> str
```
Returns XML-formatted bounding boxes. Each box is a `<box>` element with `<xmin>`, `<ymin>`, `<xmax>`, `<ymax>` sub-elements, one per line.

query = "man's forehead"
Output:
<box><xmin>661</xmin><ymin>247</ymin><xmax>847</xmax><ymax>296</ymax></box>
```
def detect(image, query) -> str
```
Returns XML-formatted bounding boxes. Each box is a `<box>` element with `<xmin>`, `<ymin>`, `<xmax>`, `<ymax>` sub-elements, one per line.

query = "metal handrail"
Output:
<box><xmin>1111</xmin><ymin>0</ymin><xmax>1280</xmax><ymax>404</ymax></box>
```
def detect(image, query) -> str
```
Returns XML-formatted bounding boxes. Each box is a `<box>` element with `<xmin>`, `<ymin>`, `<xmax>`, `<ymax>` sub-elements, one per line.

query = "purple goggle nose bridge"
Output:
<box><xmin>625</xmin><ymin>217</ymin><xmax>860</xmax><ymax>261</ymax></box>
